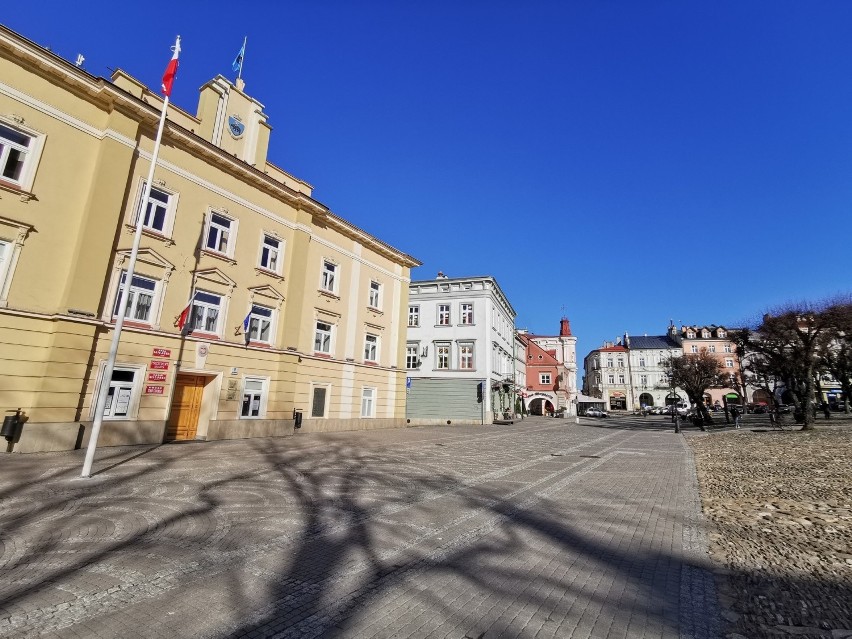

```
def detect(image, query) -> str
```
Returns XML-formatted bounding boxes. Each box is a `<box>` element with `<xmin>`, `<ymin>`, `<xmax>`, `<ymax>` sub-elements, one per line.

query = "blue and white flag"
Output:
<box><xmin>232</xmin><ymin>40</ymin><xmax>245</xmax><ymax>74</ymax></box>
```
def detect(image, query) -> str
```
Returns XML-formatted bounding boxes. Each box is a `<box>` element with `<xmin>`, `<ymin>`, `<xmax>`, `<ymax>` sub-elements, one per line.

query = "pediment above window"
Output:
<box><xmin>192</xmin><ymin>267</ymin><xmax>237</xmax><ymax>294</ymax></box>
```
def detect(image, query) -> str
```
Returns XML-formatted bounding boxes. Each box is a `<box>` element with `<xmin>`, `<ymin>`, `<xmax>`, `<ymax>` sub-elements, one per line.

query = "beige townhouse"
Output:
<box><xmin>0</xmin><ymin>25</ymin><xmax>419</xmax><ymax>453</ymax></box>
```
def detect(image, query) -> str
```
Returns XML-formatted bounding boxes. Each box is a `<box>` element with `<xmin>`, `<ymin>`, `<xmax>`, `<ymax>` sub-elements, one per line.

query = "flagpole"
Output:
<box><xmin>237</xmin><ymin>36</ymin><xmax>247</xmax><ymax>81</ymax></box>
<box><xmin>81</xmin><ymin>36</ymin><xmax>180</xmax><ymax>478</ymax></box>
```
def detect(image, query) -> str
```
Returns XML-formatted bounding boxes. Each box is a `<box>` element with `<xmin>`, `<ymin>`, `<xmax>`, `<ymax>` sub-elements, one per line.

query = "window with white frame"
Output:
<box><xmin>460</xmin><ymin>303</ymin><xmax>474</xmax><ymax>325</ymax></box>
<box><xmin>438</xmin><ymin>304</ymin><xmax>450</xmax><ymax>326</ymax></box>
<box><xmin>607</xmin><ymin>358</ymin><xmax>613</xmax><ymax>368</ymax></box>
<box><xmin>135</xmin><ymin>183</ymin><xmax>175</xmax><ymax>235</ymax></box>
<box><xmin>540</xmin><ymin>372</ymin><xmax>551</xmax><ymax>385</ymax></box>
<box><xmin>189</xmin><ymin>291</ymin><xmax>222</xmax><ymax>334</ymax></box>
<box><xmin>246</xmin><ymin>304</ymin><xmax>274</xmax><ymax>344</ymax></box>
<box><xmin>361</xmin><ymin>387</ymin><xmax>376</xmax><ymax>418</ymax></box>
<box><xmin>240</xmin><ymin>377</ymin><xmax>267</xmax><ymax>418</ymax></box>
<box><xmin>687</xmin><ymin>330</ymin><xmax>696</xmax><ymax>339</ymax></box>
<box><xmin>702</xmin><ymin>330</ymin><xmax>710</xmax><ymax>338</ymax></box>
<box><xmin>364</xmin><ymin>333</ymin><xmax>378</xmax><ymax>362</ymax></box>
<box><xmin>205</xmin><ymin>212</ymin><xmax>234</xmax><ymax>255</ymax></box>
<box><xmin>459</xmin><ymin>343</ymin><xmax>474</xmax><ymax>369</ymax></box>
<box><xmin>314</xmin><ymin>321</ymin><xmax>333</xmax><ymax>354</ymax></box>
<box><xmin>368</xmin><ymin>280</ymin><xmax>381</xmax><ymax>309</ymax></box>
<box><xmin>436</xmin><ymin>343</ymin><xmax>450</xmax><ymax>369</ymax></box>
<box><xmin>638</xmin><ymin>356</ymin><xmax>646</xmax><ymax>367</ymax></box>
<box><xmin>406</xmin><ymin>343</ymin><xmax>419</xmax><ymax>369</ymax></box>
<box><xmin>725</xmin><ymin>358</ymin><xmax>734</xmax><ymax>368</ymax></box>
<box><xmin>709</xmin><ymin>345</ymin><xmax>716</xmax><ymax>353</ymax></box>
<box><xmin>618</xmin><ymin>374</ymin><xmax>625</xmax><ymax>384</ymax></box>
<box><xmin>724</xmin><ymin>344</ymin><xmax>732</xmax><ymax>353</ymax></box>
<box><xmin>113</xmin><ymin>272</ymin><xmax>157</xmax><ymax>323</ymax></box>
<box><xmin>311</xmin><ymin>385</ymin><xmax>328</xmax><ymax>417</ymax></box>
<box><xmin>640</xmin><ymin>374</ymin><xmax>648</xmax><ymax>386</ymax></box>
<box><xmin>259</xmin><ymin>235</ymin><xmax>281</xmax><ymax>273</ymax></box>
<box><xmin>408</xmin><ymin>305</ymin><xmax>419</xmax><ymax>327</ymax></box>
<box><xmin>320</xmin><ymin>260</ymin><xmax>337</xmax><ymax>293</ymax></box>
<box><xmin>101</xmin><ymin>366</ymin><xmax>142</xmax><ymax>419</ymax></box>
<box><xmin>617</xmin><ymin>357</ymin><xmax>624</xmax><ymax>367</ymax></box>
<box><xmin>608</xmin><ymin>374</ymin><xmax>615</xmax><ymax>384</ymax></box>
<box><xmin>0</xmin><ymin>121</ymin><xmax>39</xmax><ymax>189</ymax></box>
<box><xmin>691</xmin><ymin>345</ymin><xmax>698</xmax><ymax>353</ymax></box>
<box><xmin>718</xmin><ymin>330</ymin><xmax>727</xmax><ymax>338</ymax></box>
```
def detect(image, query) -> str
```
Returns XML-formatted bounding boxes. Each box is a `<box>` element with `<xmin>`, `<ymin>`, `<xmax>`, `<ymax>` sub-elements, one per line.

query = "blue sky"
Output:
<box><xmin>6</xmin><ymin>2</ymin><xmax>852</xmax><ymax>357</ymax></box>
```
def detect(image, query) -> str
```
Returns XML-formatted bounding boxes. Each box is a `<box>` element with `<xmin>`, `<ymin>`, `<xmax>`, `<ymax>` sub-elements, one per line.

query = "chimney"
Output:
<box><xmin>560</xmin><ymin>317</ymin><xmax>571</xmax><ymax>336</ymax></box>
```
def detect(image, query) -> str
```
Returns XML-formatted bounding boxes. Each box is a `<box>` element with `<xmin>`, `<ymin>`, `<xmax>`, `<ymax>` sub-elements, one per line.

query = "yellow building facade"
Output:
<box><xmin>0</xmin><ymin>26</ymin><xmax>419</xmax><ymax>453</ymax></box>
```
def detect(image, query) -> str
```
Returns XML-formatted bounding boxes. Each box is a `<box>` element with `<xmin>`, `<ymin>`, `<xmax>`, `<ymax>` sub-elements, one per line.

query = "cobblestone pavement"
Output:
<box><xmin>0</xmin><ymin>417</ymin><xmax>720</xmax><ymax>638</ymax></box>
<box><xmin>687</xmin><ymin>419</ymin><xmax>852</xmax><ymax>639</ymax></box>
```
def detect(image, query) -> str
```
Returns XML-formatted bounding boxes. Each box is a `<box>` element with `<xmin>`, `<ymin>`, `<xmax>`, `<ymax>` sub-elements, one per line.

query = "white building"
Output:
<box><xmin>528</xmin><ymin>318</ymin><xmax>579</xmax><ymax>415</ymax></box>
<box><xmin>623</xmin><ymin>333</ymin><xmax>686</xmax><ymax>409</ymax></box>
<box><xmin>405</xmin><ymin>275</ymin><xmax>516</xmax><ymax>424</ymax></box>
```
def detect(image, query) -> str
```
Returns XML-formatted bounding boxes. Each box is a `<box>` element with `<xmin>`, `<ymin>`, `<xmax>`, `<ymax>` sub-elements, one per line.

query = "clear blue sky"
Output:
<box><xmin>6</xmin><ymin>2</ymin><xmax>852</xmax><ymax>358</ymax></box>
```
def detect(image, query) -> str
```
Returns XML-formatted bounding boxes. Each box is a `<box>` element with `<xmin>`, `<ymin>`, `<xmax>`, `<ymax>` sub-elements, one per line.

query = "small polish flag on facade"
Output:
<box><xmin>161</xmin><ymin>36</ymin><xmax>181</xmax><ymax>97</ymax></box>
<box><xmin>175</xmin><ymin>293</ymin><xmax>195</xmax><ymax>331</ymax></box>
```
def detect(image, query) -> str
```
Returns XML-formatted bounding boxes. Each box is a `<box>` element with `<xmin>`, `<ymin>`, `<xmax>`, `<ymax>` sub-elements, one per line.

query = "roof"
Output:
<box><xmin>627</xmin><ymin>335</ymin><xmax>680</xmax><ymax>350</ymax></box>
<box><xmin>597</xmin><ymin>346</ymin><xmax>627</xmax><ymax>353</ymax></box>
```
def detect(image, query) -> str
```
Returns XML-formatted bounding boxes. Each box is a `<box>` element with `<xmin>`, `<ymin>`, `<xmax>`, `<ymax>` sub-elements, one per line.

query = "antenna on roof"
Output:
<box><xmin>75</xmin><ymin>54</ymin><xmax>85</xmax><ymax>67</ymax></box>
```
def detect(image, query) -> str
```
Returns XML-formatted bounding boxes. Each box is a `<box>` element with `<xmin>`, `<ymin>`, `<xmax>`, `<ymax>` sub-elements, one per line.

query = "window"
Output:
<box><xmin>540</xmin><ymin>373</ymin><xmax>551</xmax><ymax>385</ymax></box>
<box><xmin>725</xmin><ymin>358</ymin><xmax>734</xmax><ymax>368</ymax></box>
<box><xmin>406</xmin><ymin>344</ymin><xmax>419</xmax><ymax>369</ymax></box>
<box><xmin>438</xmin><ymin>304</ymin><xmax>450</xmax><ymax>326</ymax></box>
<box><xmin>246</xmin><ymin>304</ymin><xmax>273</xmax><ymax>344</ymax></box>
<box><xmin>113</xmin><ymin>272</ymin><xmax>157</xmax><ymax>323</ymax></box>
<box><xmin>702</xmin><ymin>330</ymin><xmax>710</xmax><ymax>338</ymax></box>
<box><xmin>189</xmin><ymin>291</ymin><xmax>222</xmax><ymax>334</ymax></box>
<box><xmin>718</xmin><ymin>330</ymin><xmax>727</xmax><ymax>338</ymax></box>
<box><xmin>460</xmin><ymin>303</ymin><xmax>474</xmax><ymax>325</ymax></box>
<box><xmin>0</xmin><ymin>122</ymin><xmax>37</xmax><ymax>188</ymax></box>
<box><xmin>314</xmin><ymin>321</ymin><xmax>333</xmax><ymax>354</ymax></box>
<box><xmin>691</xmin><ymin>345</ymin><xmax>698</xmax><ymax>353</ymax></box>
<box><xmin>724</xmin><ymin>344</ymin><xmax>732</xmax><ymax>353</ymax></box>
<box><xmin>618</xmin><ymin>374</ymin><xmax>625</xmax><ymax>384</ymax></box>
<box><xmin>640</xmin><ymin>374</ymin><xmax>648</xmax><ymax>386</ymax></box>
<box><xmin>311</xmin><ymin>386</ymin><xmax>328</xmax><ymax>417</ymax></box>
<box><xmin>436</xmin><ymin>343</ymin><xmax>450</xmax><ymax>369</ymax></box>
<box><xmin>259</xmin><ymin>235</ymin><xmax>281</xmax><ymax>273</ymax></box>
<box><xmin>617</xmin><ymin>357</ymin><xmax>624</xmax><ymax>367</ymax></box>
<box><xmin>638</xmin><ymin>356</ymin><xmax>646</xmax><ymax>367</ymax></box>
<box><xmin>408</xmin><ymin>305</ymin><xmax>420</xmax><ymax>327</ymax></box>
<box><xmin>368</xmin><ymin>281</ymin><xmax>381</xmax><ymax>308</ymax></box>
<box><xmin>608</xmin><ymin>374</ymin><xmax>615</xmax><ymax>384</ymax></box>
<box><xmin>709</xmin><ymin>345</ymin><xmax>716</xmax><ymax>353</ymax></box>
<box><xmin>320</xmin><ymin>260</ymin><xmax>337</xmax><ymax>293</ymax></box>
<box><xmin>361</xmin><ymin>388</ymin><xmax>375</xmax><ymax>418</ymax></box>
<box><xmin>459</xmin><ymin>343</ymin><xmax>474</xmax><ymax>369</ymax></box>
<box><xmin>364</xmin><ymin>333</ymin><xmax>378</xmax><ymax>362</ymax></box>
<box><xmin>102</xmin><ymin>367</ymin><xmax>139</xmax><ymax>419</ymax></box>
<box><xmin>607</xmin><ymin>358</ymin><xmax>613</xmax><ymax>368</ymax></box>
<box><xmin>136</xmin><ymin>184</ymin><xmax>173</xmax><ymax>234</ymax></box>
<box><xmin>686</xmin><ymin>330</ymin><xmax>696</xmax><ymax>339</ymax></box>
<box><xmin>240</xmin><ymin>377</ymin><xmax>267</xmax><ymax>418</ymax></box>
<box><xmin>205</xmin><ymin>212</ymin><xmax>233</xmax><ymax>255</ymax></box>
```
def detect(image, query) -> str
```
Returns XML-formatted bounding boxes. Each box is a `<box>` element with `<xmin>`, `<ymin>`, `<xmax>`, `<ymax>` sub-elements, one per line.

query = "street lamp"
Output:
<box><xmin>670</xmin><ymin>369</ymin><xmax>680</xmax><ymax>433</ymax></box>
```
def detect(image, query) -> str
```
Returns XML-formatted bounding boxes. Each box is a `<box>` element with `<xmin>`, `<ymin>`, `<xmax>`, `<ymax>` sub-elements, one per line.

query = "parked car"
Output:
<box><xmin>585</xmin><ymin>408</ymin><xmax>609</xmax><ymax>418</ymax></box>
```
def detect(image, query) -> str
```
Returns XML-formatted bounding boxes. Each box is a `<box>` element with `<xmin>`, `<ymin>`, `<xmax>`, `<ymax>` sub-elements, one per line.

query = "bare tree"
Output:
<box><xmin>819</xmin><ymin>301</ymin><xmax>852</xmax><ymax>414</ymax></box>
<box><xmin>665</xmin><ymin>349</ymin><xmax>724</xmax><ymax>426</ymax></box>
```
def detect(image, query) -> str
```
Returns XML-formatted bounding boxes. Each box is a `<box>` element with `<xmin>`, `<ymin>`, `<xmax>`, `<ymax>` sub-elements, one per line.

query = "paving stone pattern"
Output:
<box><xmin>0</xmin><ymin>417</ymin><xmax>719</xmax><ymax>638</ymax></box>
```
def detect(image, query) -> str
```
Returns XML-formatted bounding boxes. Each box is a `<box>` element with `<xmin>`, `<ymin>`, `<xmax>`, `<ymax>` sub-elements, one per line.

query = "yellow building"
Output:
<box><xmin>0</xmin><ymin>26</ymin><xmax>420</xmax><ymax>453</ymax></box>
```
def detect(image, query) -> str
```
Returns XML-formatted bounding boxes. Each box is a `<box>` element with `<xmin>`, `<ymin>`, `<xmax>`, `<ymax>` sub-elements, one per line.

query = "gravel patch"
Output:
<box><xmin>687</xmin><ymin>425</ymin><xmax>852</xmax><ymax>639</ymax></box>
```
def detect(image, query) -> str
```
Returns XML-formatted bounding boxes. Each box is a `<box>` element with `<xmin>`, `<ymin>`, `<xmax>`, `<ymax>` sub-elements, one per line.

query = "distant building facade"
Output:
<box><xmin>671</xmin><ymin>324</ymin><xmax>744</xmax><ymax>408</ymax></box>
<box><xmin>405</xmin><ymin>275</ymin><xmax>516</xmax><ymax>424</ymax></box>
<box><xmin>527</xmin><ymin>318</ymin><xmax>578</xmax><ymax>416</ymax></box>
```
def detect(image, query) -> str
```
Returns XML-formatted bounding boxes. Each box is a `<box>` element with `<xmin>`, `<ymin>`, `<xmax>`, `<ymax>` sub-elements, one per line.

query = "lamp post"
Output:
<box><xmin>670</xmin><ymin>369</ymin><xmax>680</xmax><ymax>433</ymax></box>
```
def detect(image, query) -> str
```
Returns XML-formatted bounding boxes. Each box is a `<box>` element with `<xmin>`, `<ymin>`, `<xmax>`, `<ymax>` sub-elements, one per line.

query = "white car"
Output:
<box><xmin>586</xmin><ymin>408</ymin><xmax>609</xmax><ymax>418</ymax></box>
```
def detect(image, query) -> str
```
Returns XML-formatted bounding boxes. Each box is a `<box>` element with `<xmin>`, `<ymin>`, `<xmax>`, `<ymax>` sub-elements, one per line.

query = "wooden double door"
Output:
<box><xmin>165</xmin><ymin>374</ymin><xmax>206</xmax><ymax>441</ymax></box>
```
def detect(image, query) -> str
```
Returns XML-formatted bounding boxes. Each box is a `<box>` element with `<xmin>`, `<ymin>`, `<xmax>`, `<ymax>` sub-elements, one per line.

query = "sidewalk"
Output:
<box><xmin>0</xmin><ymin>418</ymin><xmax>720</xmax><ymax>638</ymax></box>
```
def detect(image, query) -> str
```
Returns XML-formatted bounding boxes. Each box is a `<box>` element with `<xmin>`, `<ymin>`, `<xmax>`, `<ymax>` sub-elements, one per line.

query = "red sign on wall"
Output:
<box><xmin>145</xmin><ymin>385</ymin><xmax>165</xmax><ymax>395</ymax></box>
<box><xmin>152</xmin><ymin>348</ymin><xmax>171</xmax><ymax>358</ymax></box>
<box><xmin>147</xmin><ymin>372</ymin><xmax>167</xmax><ymax>382</ymax></box>
<box><xmin>150</xmin><ymin>360</ymin><xmax>170</xmax><ymax>370</ymax></box>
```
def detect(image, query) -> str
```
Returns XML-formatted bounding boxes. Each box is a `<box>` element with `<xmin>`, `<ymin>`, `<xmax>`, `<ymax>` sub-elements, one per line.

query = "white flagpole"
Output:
<box><xmin>81</xmin><ymin>36</ymin><xmax>180</xmax><ymax>478</ymax></box>
<box><xmin>237</xmin><ymin>36</ymin><xmax>247</xmax><ymax>81</ymax></box>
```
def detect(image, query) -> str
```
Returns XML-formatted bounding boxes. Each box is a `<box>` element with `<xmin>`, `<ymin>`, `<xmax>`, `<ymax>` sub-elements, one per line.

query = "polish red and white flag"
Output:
<box><xmin>161</xmin><ymin>37</ymin><xmax>181</xmax><ymax>97</ymax></box>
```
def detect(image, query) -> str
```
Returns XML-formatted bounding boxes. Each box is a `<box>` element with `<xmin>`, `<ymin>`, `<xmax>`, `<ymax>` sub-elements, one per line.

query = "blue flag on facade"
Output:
<box><xmin>243</xmin><ymin>309</ymin><xmax>252</xmax><ymax>344</ymax></box>
<box><xmin>232</xmin><ymin>40</ymin><xmax>245</xmax><ymax>74</ymax></box>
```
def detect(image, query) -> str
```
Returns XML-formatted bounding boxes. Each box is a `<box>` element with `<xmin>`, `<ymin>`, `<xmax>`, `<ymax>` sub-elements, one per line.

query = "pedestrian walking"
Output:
<box><xmin>732</xmin><ymin>406</ymin><xmax>742</xmax><ymax>429</ymax></box>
